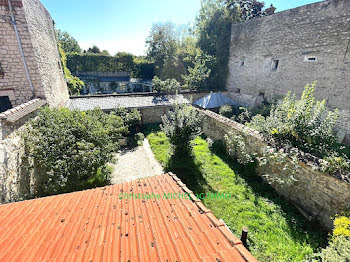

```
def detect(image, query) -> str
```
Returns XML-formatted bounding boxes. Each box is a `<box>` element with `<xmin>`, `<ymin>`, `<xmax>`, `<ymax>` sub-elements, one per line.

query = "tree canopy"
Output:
<box><xmin>55</xmin><ymin>29</ymin><xmax>82</xmax><ymax>53</ymax></box>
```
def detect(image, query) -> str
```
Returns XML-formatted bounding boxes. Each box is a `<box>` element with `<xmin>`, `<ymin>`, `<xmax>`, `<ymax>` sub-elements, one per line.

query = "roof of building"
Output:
<box><xmin>0</xmin><ymin>173</ymin><xmax>256</xmax><ymax>262</ymax></box>
<box><xmin>0</xmin><ymin>98</ymin><xmax>47</xmax><ymax>123</ymax></box>
<box><xmin>194</xmin><ymin>92</ymin><xmax>237</xmax><ymax>109</ymax></box>
<box><xmin>67</xmin><ymin>94</ymin><xmax>190</xmax><ymax>111</ymax></box>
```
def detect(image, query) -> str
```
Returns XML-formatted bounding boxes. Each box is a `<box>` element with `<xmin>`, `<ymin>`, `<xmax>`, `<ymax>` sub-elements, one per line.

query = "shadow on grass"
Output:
<box><xmin>165</xmin><ymin>152</ymin><xmax>217</xmax><ymax>195</ymax></box>
<box><xmin>210</xmin><ymin>139</ymin><xmax>328</xmax><ymax>249</ymax></box>
<box><xmin>141</xmin><ymin>123</ymin><xmax>162</xmax><ymax>137</ymax></box>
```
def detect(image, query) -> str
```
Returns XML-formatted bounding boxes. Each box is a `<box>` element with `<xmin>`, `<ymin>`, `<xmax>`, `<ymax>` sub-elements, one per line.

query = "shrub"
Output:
<box><xmin>248</xmin><ymin>82</ymin><xmax>340</xmax><ymax>157</ymax></box>
<box><xmin>310</xmin><ymin>215</ymin><xmax>350</xmax><ymax>261</ymax></box>
<box><xmin>219</xmin><ymin>105</ymin><xmax>233</xmax><ymax>118</ymax></box>
<box><xmin>152</xmin><ymin>76</ymin><xmax>182</xmax><ymax>93</ymax></box>
<box><xmin>310</xmin><ymin>236</ymin><xmax>350</xmax><ymax>262</ymax></box>
<box><xmin>135</xmin><ymin>132</ymin><xmax>145</xmax><ymax>146</ymax></box>
<box><xmin>333</xmin><ymin>215</ymin><xmax>350</xmax><ymax>239</ymax></box>
<box><xmin>22</xmin><ymin>107</ymin><xmax>127</xmax><ymax>196</ymax></box>
<box><xmin>161</xmin><ymin>104</ymin><xmax>202</xmax><ymax>155</ymax></box>
<box><xmin>224</xmin><ymin>132</ymin><xmax>254</xmax><ymax>164</ymax></box>
<box><xmin>113</xmin><ymin>107</ymin><xmax>141</xmax><ymax>135</ymax></box>
<box><xmin>231</xmin><ymin>107</ymin><xmax>252</xmax><ymax>124</ymax></box>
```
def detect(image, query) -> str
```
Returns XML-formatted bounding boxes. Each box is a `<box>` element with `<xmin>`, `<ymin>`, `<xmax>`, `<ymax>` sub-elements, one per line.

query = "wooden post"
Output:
<box><xmin>241</xmin><ymin>227</ymin><xmax>248</xmax><ymax>246</ymax></box>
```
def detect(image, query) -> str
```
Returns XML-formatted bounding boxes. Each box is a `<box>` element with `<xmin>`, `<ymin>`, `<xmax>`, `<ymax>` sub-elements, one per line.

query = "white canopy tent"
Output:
<box><xmin>194</xmin><ymin>92</ymin><xmax>237</xmax><ymax>109</ymax></box>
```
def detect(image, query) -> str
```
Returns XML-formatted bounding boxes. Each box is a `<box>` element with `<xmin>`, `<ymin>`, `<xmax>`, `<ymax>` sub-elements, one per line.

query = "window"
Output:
<box><xmin>259</xmin><ymin>91</ymin><xmax>265</xmax><ymax>97</ymax></box>
<box><xmin>0</xmin><ymin>96</ymin><xmax>12</xmax><ymax>113</ymax></box>
<box><xmin>304</xmin><ymin>55</ymin><xmax>317</xmax><ymax>62</ymax></box>
<box><xmin>0</xmin><ymin>62</ymin><xmax>4</xmax><ymax>78</ymax></box>
<box><xmin>235</xmin><ymin>88</ymin><xmax>241</xmax><ymax>94</ymax></box>
<box><xmin>271</xmin><ymin>60</ymin><xmax>279</xmax><ymax>71</ymax></box>
<box><xmin>240</xmin><ymin>59</ymin><xmax>245</xmax><ymax>67</ymax></box>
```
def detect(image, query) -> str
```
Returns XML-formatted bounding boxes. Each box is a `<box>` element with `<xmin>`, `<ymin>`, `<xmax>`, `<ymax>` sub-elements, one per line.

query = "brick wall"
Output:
<box><xmin>0</xmin><ymin>0</ymin><xmax>69</xmax><ymax>108</ymax></box>
<box><xmin>226</xmin><ymin>0</ymin><xmax>350</xmax><ymax>144</ymax></box>
<box><xmin>0</xmin><ymin>4</ymin><xmax>44</xmax><ymax>106</ymax></box>
<box><xmin>200</xmin><ymin>109</ymin><xmax>350</xmax><ymax>230</ymax></box>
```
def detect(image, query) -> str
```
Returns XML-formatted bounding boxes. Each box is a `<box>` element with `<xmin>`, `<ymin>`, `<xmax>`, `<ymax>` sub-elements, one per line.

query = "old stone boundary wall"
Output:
<box><xmin>226</xmin><ymin>0</ymin><xmax>350</xmax><ymax>144</ymax></box>
<box><xmin>0</xmin><ymin>112</ymin><xmax>36</xmax><ymax>203</ymax></box>
<box><xmin>199</xmin><ymin>109</ymin><xmax>350</xmax><ymax>230</ymax></box>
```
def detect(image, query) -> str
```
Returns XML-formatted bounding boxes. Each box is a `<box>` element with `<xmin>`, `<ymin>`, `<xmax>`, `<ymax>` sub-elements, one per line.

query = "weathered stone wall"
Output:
<box><xmin>0</xmin><ymin>0</ymin><xmax>68</xmax><ymax>108</ymax></box>
<box><xmin>226</xmin><ymin>0</ymin><xmax>350</xmax><ymax>143</ymax></box>
<box><xmin>0</xmin><ymin>2</ymin><xmax>44</xmax><ymax>106</ymax></box>
<box><xmin>22</xmin><ymin>0</ymin><xmax>69</xmax><ymax>107</ymax></box>
<box><xmin>200</xmin><ymin>109</ymin><xmax>350</xmax><ymax>230</ymax></box>
<box><xmin>0</xmin><ymin>115</ymin><xmax>35</xmax><ymax>203</ymax></box>
<box><xmin>139</xmin><ymin>106</ymin><xmax>171</xmax><ymax>124</ymax></box>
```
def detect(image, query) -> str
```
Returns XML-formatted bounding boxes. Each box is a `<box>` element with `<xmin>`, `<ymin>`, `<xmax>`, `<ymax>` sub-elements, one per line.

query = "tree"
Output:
<box><xmin>87</xmin><ymin>45</ymin><xmax>102</xmax><ymax>54</ymax></box>
<box><xmin>182</xmin><ymin>52</ymin><xmax>212</xmax><ymax>91</ymax></box>
<box><xmin>101</xmin><ymin>50</ymin><xmax>110</xmax><ymax>56</ymax></box>
<box><xmin>146</xmin><ymin>22</ymin><xmax>179</xmax><ymax>77</ymax></box>
<box><xmin>195</xmin><ymin>0</ymin><xmax>266</xmax><ymax>90</ymax></box>
<box><xmin>152</xmin><ymin>76</ymin><xmax>182</xmax><ymax>93</ymax></box>
<box><xmin>55</xmin><ymin>29</ymin><xmax>82</xmax><ymax>53</ymax></box>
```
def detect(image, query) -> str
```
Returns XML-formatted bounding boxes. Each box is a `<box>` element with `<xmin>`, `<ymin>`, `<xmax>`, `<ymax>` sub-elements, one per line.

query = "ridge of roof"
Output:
<box><xmin>167</xmin><ymin>172</ymin><xmax>258</xmax><ymax>262</ymax></box>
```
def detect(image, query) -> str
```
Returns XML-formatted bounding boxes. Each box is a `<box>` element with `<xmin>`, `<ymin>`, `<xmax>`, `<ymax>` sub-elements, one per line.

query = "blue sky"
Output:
<box><xmin>41</xmin><ymin>0</ymin><xmax>322</xmax><ymax>56</ymax></box>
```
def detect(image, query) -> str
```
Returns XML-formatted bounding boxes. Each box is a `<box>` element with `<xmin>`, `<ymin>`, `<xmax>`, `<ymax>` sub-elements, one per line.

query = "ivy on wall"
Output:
<box><xmin>66</xmin><ymin>53</ymin><xmax>155</xmax><ymax>79</ymax></box>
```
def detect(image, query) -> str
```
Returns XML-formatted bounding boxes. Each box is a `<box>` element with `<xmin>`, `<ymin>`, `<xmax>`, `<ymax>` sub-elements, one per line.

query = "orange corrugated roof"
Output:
<box><xmin>0</xmin><ymin>173</ymin><xmax>257</xmax><ymax>262</ymax></box>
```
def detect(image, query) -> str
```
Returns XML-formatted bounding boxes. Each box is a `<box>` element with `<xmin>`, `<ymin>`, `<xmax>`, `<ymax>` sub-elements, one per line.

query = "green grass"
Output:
<box><xmin>145</xmin><ymin>127</ymin><xmax>327</xmax><ymax>261</ymax></box>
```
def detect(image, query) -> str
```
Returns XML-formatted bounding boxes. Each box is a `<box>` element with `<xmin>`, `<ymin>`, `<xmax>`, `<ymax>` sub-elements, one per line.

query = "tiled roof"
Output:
<box><xmin>67</xmin><ymin>94</ymin><xmax>190</xmax><ymax>111</ymax></box>
<box><xmin>0</xmin><ymin>173</ymin><xmax>257</xmax><ymax>262</ymax></box>
<box><xmin>0</xmin><ymin>99</ymin><xmax>47</xmax><ymax>123</ymax></box>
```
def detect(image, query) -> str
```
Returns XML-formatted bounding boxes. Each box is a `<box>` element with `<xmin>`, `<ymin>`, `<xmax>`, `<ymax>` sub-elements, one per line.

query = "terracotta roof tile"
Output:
<box><xmin>0</xmin><ymin>174</ymin><xmax>257</xmax><ymax>262</ymax></box>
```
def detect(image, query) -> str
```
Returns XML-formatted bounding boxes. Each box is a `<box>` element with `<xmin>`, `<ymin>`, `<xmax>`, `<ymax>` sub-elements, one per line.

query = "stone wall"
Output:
<box><xmin>0</xmin><ymin>113</ymin><xmax>36</xmax><ymax>203</ymax></box>
<box><xmin>0</xmin><ymin>3</ymin><xmax>44</xmax><ymax>106</ymax></box>
<box><xmin>22</xmin><ymin>0</ymin><xmax>69</xmax><ymax>107</ymax></box>
<box><xmin>0</xmin><ymin>0</ymin><xmax>69</xmax><ymax>108</ymax></box>
<box><xmin>200</xmin><ymin>109</ymin><xmax>350</xmax><ymax>230</ymax></box>
<box><xmin>226</xmin><ymin>0</ymin><xmax>350</xmax><ymax>144</ymax></box>
<box><xmin>139</xmin><ymin>106</ymin><xmax>170</xmax><ymax>124</ymax></box>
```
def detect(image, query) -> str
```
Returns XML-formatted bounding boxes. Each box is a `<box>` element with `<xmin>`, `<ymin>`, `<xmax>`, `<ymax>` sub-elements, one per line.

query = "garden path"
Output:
<box><xmin>110</xmin><ymin>138</ymin><xmax>164</xmax><ymax>184</ymax></box>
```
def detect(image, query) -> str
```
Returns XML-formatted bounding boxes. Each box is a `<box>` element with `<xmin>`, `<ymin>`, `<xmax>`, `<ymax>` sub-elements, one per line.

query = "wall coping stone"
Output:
<box><xmin>197</xmin><ymin>108</ymin><xmax>349</xmax><ymax>184</ymax></box>
<box><xmin>0</xmin><ymin>98</ymin><xmax>46</xmax><ymax>123</ymax></box>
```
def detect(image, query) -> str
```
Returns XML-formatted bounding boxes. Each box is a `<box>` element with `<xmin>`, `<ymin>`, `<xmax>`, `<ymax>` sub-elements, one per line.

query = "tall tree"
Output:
<box><xmin>145</xmin><ymin>22</ymin><xmax>179</xmax><ymax>78</ymax></box>
<box><xmin>87</xmin><ymin>45</ymin><xmax>102</xmax><ymax>54</ymax></box>
<box><xmin>195</xmin><ymin>0</ymin><xmax>266</xmax><ymax>90</ymax></box>
<box><xmin>55</xmin><ymin>29</ymin><xmax>82</xmax><ymax>53</ymax></box>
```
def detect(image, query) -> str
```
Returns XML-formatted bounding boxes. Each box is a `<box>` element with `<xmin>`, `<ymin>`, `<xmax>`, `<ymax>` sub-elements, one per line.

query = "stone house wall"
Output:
<box><xmin>0</xmin><ymin>0</ymin><xmax>69</xmax><ymax>108</ymax></box>
<box><xmin>0</xmin><ymin>112</ymin><xmax>37</xmax><ymax>203</ymax></box>
<box><xmin>200</xmin><ymin>109</ymin><xmax>350</xmax><ymax>230</ymax></box>
<box><xmin>226</xmin><ymin>0</ymin><xmax>350</xmax><ymax>144</ymax></box>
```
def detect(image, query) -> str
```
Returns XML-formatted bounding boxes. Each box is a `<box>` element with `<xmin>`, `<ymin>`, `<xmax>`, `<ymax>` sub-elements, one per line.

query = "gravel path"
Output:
<box><xmin>110</xmin><ymin>138</ymin><xmax>164</xmax><ymax>184</ymax></box>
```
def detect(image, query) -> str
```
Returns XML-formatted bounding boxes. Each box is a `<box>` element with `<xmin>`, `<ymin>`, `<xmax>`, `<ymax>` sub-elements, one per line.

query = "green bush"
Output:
<box><xmin>22</xmin><ymin>107</ymin><xmax>127</xmax><ymax>196</ymax></box>
<box><xmin>248</xmin><ymin>82</ymin><xmax>339</xmax><ymax>158</ymax></box>
<box><xmin>224</xmin><ymin>132</ymin><xmax>254</xmax><ymax>164</ymax></box>
<box><xmin>310</xmin><ymin>216</ymin><xmax>350</xmax><ymax>261</ymax></box>
<box><xmin>219</xmin><ymin>105</ymin><xmax>233</xmax><ymax>118</ymax></box>
<box><xmin>152</xmin><ymin>76</ymin><xmax>182</xmax><ymax>93</ymax></box>
<box><xmin>161</xmin><ymin>104</ymin><xmax>202</xmax><ymax>155</ymax></box>
<box><xmin>113</xmin><ymin>107</ymin><xmax>141</xmax><ymax>135</ymax></box>
<box><xmin>135</xmin><ymin>132</ymin><xmax>145</xmax><ymax>146</ymax></box>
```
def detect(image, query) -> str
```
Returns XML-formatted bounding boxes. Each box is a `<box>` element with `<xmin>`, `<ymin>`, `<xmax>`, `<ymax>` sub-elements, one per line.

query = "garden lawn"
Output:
<box><xmin>146</xmin><ymin>129</ymin><xmax>327</xmax><ymax>262</ymax></box>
